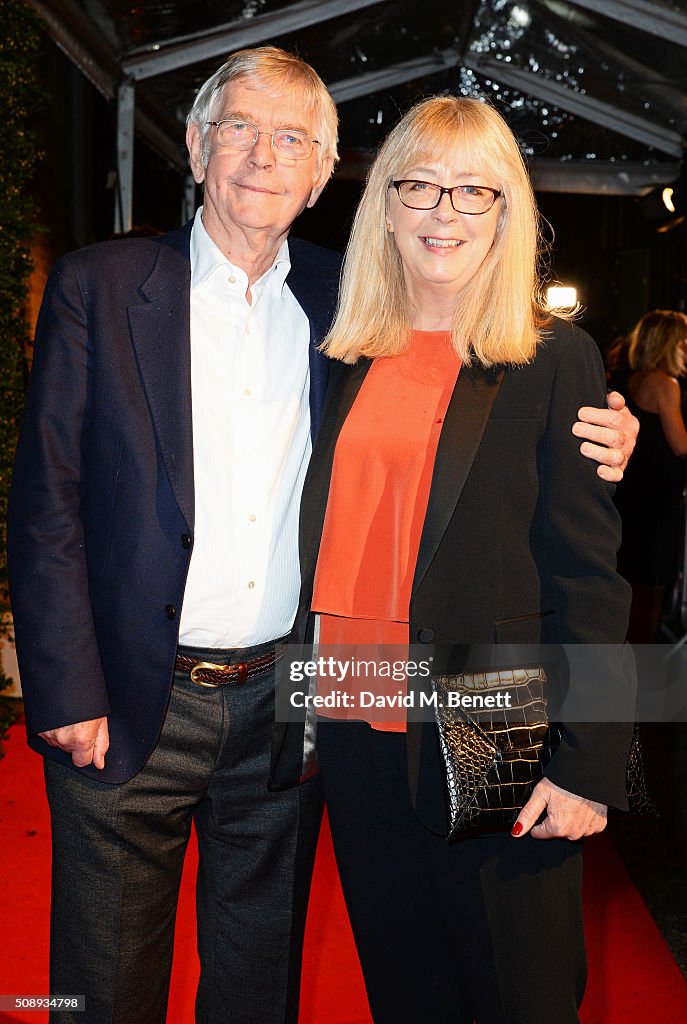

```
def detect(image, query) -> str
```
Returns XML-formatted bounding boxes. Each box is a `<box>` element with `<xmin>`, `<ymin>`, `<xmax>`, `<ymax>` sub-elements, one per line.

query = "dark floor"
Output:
<box><xmin>608</xmin><ymin>723</ymin><xmax>687</xmax><ymax>980</ymax></box>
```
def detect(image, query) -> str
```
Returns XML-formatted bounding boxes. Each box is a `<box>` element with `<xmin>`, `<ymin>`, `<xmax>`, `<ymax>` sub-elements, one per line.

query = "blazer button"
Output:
<box><xmin>181</xmin><ymin>533</ymin><xmax>192</xmax><ymax>549</ymax></box>
<box><xmin>417</xmin><ymin>628</ymin><xmax>435</xmax><ymax>643</ymax></box>
<box><xmin>165</xmin><ymin>604</ymin><xmax>176</xmax><ymax>620</ymax></box>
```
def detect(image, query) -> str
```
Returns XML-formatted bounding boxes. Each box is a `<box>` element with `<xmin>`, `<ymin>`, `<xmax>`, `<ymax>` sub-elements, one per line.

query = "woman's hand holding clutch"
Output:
<box><xmin>511</xmin><ymin>777</ymin><xmax>608</xmax><ymax>841</ymax></box>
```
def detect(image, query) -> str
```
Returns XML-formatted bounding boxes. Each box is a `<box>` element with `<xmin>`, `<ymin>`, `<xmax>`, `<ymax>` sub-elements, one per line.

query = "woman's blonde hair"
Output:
<box><xmin>323</xmin><ymin>96</ymin><xmax>552</xmax><ymax>366</ymax></box>
<box><xmin>628</xmin><ymin>309</ymin><xmax>687</xmax><ymax>377</ymax></box>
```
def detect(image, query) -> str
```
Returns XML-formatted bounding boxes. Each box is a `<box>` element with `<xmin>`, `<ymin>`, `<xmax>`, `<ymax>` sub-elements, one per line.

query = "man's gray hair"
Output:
<box><xmin>187</xmin><ymin>46</ymin><xmax>339</xmax><ymax>169</ymax></box>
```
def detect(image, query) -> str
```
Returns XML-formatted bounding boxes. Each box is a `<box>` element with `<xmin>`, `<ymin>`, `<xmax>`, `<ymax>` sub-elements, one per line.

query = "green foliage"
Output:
<box><xmin>0</xmin><ymin>1</ymin><xmax>45</xmax><ymax>740</ymax></box>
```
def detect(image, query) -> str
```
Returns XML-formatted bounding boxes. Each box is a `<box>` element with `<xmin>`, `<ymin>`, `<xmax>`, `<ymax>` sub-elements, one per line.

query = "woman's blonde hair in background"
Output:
<box><xmin>628</xmin><ymin>309</ymin><xmax>687</xmax><ymax>378</ymax></box>
<box><xmin>323</xmin><ymin>95</ymin><xmax>555</xmax><ymax>366</ymax></box>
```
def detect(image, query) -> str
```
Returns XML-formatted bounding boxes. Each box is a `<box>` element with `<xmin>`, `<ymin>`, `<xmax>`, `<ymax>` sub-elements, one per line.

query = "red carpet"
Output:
<box><xmin>1</xmin><ymin>723</ymin><xmax>686</xmax><ymax>1023</ymax></box>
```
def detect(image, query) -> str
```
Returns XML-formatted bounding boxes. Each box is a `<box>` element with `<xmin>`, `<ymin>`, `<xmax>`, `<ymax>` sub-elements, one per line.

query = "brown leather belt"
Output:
<box><xmin>175</xmin><ymin>648</ymin><xmax>280</xmax><ymax>688</ymax></box>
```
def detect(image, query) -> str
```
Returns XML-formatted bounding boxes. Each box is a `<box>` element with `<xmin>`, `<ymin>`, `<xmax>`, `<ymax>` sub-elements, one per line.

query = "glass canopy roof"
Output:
<box><xmin>55</xmin><ymin>0</ymin><xmax>687</xmax><ymax>189</ymax></box>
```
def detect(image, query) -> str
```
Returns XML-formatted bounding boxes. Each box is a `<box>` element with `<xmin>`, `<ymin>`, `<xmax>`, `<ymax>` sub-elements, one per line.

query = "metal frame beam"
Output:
<box><xmin>529</xmin><ymin>158</ymin><xmax>681</xmax><ymax>195</ymax></box>
<box><xmin>134</xmin><ymin>109</ymin><xmax>187</xmax><ymax>175</ymax></box>
<box><xmin>27</xmin><ymin>0</ymin><xmax>187</xmax><ymax>173</ymax></box>
<box><xmin>335</xmin><ymin>150</ymin><xmax>680</xmax><ymax>195</ymax></box>
<box><xmin>181</xmin><ymin>175</ymin><xmax>198</xmax><ymax>226</ymax></box>
<box><xmin>543</xmin><ymin>1</ymin><xmax>687</xmax><ymax>121</ymax></box>
<box><xmin>565</xmin><ymin>0</ymin><xmax>687</xmax><ymax>49</ymax></box>
<box><xmin>114</xmin><ymin>81</ymin><xmax>135</xmax><ymax>234</ymax></box>
<box><xmin>122</xmin><ymin>0</ymin><xmax>389</xmax><ymax>81</ymax></box>
<box><xmin>573</xmin><ymin>29</ymin><xmax>687</xmax><ymax>123</ymax></box>
<box><xmin>464</xmin><ymin>57</ymin><xmax>684</xmax><ymax>157</ymax></box>
<box><xmin>330</xmin><ymin>48</ymin><xmax>684</xmax><ymax>158</ymax></box>
<box><xmin>28</xmin><ymin>0</ymin><xmax>121</xmax><ymax>100</ymax></box>
<box><xmin>328</xmin><ymin>49</ymin><xmax>461</xmax><ymax>105</ymax></box>
<box><xmin>456</xmin><ymin>0</ymin><xmax>484</xmax><ymax>61</ymax></box>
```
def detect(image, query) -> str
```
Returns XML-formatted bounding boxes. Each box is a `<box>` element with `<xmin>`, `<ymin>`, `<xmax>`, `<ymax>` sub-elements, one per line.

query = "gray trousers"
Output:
<box><xmin>44</xmin><ymin>643</ymin><xmax>323</xmax><ymax>1024</ymax></box>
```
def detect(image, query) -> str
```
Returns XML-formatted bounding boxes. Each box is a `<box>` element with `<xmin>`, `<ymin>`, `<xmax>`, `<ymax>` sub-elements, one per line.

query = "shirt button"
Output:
<box><xmin>244</xmin><ymin>388</ymin><xmax>251</xmax><ymax>396</ymax></box>
<box><xmin>181</xmin><ymin>533</ymin><xmax>192</xmax><ymax>549</ymax></box>
<box><xmin>165</xmin><ymin>604</ymin><xmax>177</xmax><ymax>620</ymax></box>
<box><xmin>228</xmin><ymin>275</ymin><xmax>236</xmax><ymax>283</ymax></box>
<box><xmin>248</xmin><ymin>581</ymin><xmax>255</xmax><ymax>590</ymax></box>
<box><xmin>417</xmin><ymin>627</ymin><xmax>435</xmax><ymax>643</ymax></box>
<box><xmin>248</xmin><ymin>514</ymin><xmax>256</xmax><ymax>522</ymax></box>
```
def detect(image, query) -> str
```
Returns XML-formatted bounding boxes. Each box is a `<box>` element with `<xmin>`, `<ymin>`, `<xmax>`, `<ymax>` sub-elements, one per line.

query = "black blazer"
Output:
<box><xmin>272</xmin><ymin>319</ymin><xmax>635</xmax><ymax>813</ymax></box>
<box><xmin>8</xmin><ymin>221</ymin><xmax>342</xmax><ymax>783</ymax></box>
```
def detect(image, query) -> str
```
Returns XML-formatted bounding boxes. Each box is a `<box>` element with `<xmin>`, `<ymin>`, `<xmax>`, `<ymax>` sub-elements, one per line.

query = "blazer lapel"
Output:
<box><xmin>127</xmin><ymin>236</ymin><xmax>194</xmax><ymax>531</ymax></box>
<box><xmin>286</xmin><ymin>244</ymin><xmax>340</xmax><ymax>439</ymax></box>
<box><xmin>299</xmin><ymin>358</ymin><xmax>372</xmax><ymax>593</ymax></box>
<box><xmin>408</xmin><ymin>361</ymin><xmax>503</xmax><ymax>836</ymax></box>
<box><xmin>412</xmin><ymin>362</ymin><xmax>504</xmax><ymax>593</ymax></box>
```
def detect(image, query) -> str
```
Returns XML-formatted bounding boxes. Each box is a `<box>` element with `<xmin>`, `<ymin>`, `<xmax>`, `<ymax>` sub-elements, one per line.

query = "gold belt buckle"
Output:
<box><xmin>189</xmin><ymin>661</ymin><xmax>248</xmax><ymax>687</ymax></box>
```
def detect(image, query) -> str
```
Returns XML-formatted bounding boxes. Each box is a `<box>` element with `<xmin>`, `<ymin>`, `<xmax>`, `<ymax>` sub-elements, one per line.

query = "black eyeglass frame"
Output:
<box><xmin>206</xmin><ymin>119</ymin><xmax>321</xmax><ymax>159</ymax></box>
<box><xmin>389</xmin><ymin>180</ymin><xmax>503</xmax><ymax>215</ymax></box>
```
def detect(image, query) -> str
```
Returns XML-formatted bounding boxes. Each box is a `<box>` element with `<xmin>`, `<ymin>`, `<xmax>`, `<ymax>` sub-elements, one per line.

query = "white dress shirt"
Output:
<box><xmin>179</xmin><ymin>207</ymin><xmax>312</xmax><ymax>647</ymax></box>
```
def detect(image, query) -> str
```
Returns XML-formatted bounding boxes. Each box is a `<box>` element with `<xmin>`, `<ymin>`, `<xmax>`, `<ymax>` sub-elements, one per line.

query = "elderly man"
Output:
<box><xmin>8</xmin><ymin>46</ymin><xmax>636</xmax><ymax>1024</ymax></box>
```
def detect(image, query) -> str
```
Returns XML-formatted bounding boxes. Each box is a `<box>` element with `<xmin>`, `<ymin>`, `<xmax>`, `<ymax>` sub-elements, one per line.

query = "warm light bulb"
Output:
<box><xmin>546</xmin><ymin>286</ymin><xmax>577</xmax><ymax>309</ymax></box>
<box><xmin>662</xmin><ymin>187</ymin><xmax>676</xmax><ymax>213</ymax></box>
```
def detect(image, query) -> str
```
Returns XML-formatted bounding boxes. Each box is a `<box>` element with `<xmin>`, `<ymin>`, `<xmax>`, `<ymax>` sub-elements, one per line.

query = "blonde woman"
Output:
<box><xmin>287</xmin><ymin>97</ymin><xmax>634</xmax><ymax>1022</ymax></box>
<box><xmin>615</xmin><ymin>309</ymin><xmax>687</xmax><ymax>640</ymax></box>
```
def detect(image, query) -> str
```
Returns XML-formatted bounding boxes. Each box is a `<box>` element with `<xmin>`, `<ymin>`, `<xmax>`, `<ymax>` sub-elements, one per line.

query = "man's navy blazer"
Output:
<box><xmin>8</xmin><ymin>221</ymin><xmax>342</xmax><ymax>783</ymax></box>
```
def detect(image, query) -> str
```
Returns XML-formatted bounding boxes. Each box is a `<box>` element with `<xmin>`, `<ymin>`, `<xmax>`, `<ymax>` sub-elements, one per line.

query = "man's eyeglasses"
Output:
<box><xmin>389</xmin><ymin>180</ymin><xmax>502</xmax><ymax>215</ymax></box>
<box><xmin>206</xmin><ymin>119</ymin><xmax>320</xmax><ymax>160</ymax></box>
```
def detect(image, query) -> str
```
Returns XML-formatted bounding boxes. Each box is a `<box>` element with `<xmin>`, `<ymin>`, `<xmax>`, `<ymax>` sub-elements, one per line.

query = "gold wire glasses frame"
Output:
<box><xmin>389</xmin><ymin>180</ymin><xmax>503</xmax><ymax>215</ymax></box>
<box><xmin>206</xmin><ymin>119</ymin><xmax>321</xmax><ymax>160</ymax></box>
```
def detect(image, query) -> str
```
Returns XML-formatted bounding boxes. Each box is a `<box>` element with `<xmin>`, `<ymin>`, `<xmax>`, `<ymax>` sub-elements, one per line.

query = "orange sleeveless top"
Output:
<box><xmin>312</xmin><ymin>330</ymin><xmax>461</xmax><ymax>728</ymax></box>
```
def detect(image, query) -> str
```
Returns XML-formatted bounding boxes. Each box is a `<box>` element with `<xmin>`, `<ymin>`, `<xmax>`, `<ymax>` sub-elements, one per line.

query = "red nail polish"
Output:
<box><xmin>511</xmin><ymin>822</ymin><xmax>523</xmax><ymax>837</ymax></box>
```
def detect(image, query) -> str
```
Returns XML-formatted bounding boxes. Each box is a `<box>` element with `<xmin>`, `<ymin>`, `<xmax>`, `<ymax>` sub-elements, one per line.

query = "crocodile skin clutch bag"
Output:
<box><xmin>432</xmin><ymin>667</ymin><xmax>652</xmax><ymax>840</ymax></box>
<box><xmin>433</xmin><ymin>667</ymin><xmax>553</xmax><ymax>838</ymax></box>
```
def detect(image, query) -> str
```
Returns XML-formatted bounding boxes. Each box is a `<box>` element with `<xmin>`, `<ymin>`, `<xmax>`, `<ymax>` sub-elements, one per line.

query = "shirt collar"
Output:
<box><xmin>190</xmin><ymin>206</ymin><xmax>292</xmax><ymax>291</ymax></box>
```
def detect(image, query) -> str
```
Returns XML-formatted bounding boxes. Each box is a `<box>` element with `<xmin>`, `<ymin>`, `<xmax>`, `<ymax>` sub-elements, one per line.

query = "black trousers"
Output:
<box><xmin>44</xmin><ymin>642</ymin><xmax>323</xmax><ymax>1024</ymax></box>
<box><xmin>317</xmin><ymin>721</ymin><xmax>586</xmax><ymax>1024</ymax></box>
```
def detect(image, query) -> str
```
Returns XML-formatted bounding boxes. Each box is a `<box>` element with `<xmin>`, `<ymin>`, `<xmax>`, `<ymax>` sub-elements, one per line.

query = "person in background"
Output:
<box><xmin>615</xmin><ymin>309</ymin><xmax>687</xmax><ymax>641</ymax></box>
<box><xmin>605</xmin><ymin>332</ymin><xmax>631</xmax><ymax>393</ymax></box>
<box><xmin>281</xmin><ymin>95</ymin><xmax>635</xmax><ymax>1024</ymax></box>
